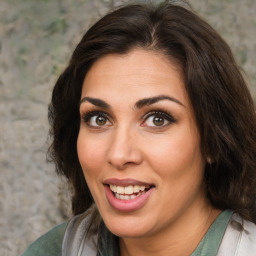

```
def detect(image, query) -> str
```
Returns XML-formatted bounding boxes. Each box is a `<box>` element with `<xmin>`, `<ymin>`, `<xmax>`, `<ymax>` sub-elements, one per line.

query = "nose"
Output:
<box><xmin>106</xmin><ymin>127</ymin><xmax>143</xmax><ymax>170</ymax></box>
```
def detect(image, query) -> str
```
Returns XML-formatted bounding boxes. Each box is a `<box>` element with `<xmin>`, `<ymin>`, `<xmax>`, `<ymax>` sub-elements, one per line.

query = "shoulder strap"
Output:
<box><xmin>62</xmin><ymin>208</ymin><xmax>98</xmax><ymax>256</ymax></box>
<box><xmin>217</xmin><ymin>213</ymin><xmax>256</xmax><ymax>256</ymax></box>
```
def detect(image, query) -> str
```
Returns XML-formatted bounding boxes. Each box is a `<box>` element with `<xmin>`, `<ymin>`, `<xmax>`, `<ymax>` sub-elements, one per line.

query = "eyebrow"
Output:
<box><xmin>79</xmin><ymin>94</ymin><xmax>184</xmax><ymax>109</ymax></box>
<box><xmin>135</xmin><ymin>95</ymin><xmax>185</xmax><ymax>108</ymax></box>
<box><xmin>80</xmin><ymin>97</ymin><xmax>111</xmax><ymax>109</ymax></box>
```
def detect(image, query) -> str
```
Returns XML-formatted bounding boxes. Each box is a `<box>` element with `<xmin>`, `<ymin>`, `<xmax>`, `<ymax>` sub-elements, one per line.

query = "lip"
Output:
<box><xmin>103</xmin><ymin>178</ymin><xmax>153</xmax><ymax>187</ymax></box>
<box><xmin>103</xmin><ymin>179</ymin><xmax>155</xmax><ymax>212</ymax></box>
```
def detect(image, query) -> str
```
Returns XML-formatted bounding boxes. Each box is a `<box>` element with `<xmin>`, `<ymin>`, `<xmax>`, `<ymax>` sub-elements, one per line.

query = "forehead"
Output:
<box><xmin>81</xmin><ymin>49</ymin><xmax>188</xmax><ymax>106</ymax></box>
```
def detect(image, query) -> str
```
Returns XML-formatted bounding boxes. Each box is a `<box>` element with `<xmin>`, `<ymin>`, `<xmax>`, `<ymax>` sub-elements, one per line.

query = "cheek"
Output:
<box><xmin>147</xmin><ymin>133</ymin><xmax>205</xmax><ymax>214</ymax></box>
<box><xmin>145</xmin><ymin>127</ymin><xmax>203</xmax><ymax>180</ymax></box>
<box><xmin>77</xmin><ymin>131</ymin><xmax>109</xmax><ymax>207</ymax></box>
<box><xmin>77</xmin><ymin>131</ymin><xmax>106</xmax><ymax>179</ymax></box>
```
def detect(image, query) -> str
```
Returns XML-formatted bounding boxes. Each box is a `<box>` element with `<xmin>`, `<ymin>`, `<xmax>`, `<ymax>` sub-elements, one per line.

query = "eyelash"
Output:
<box><xmin>142</xmin><ymin>110</ymin><xmax>176</xmax><ymax>128</ymax></box>
<box><xmin>81</xmin><ymin>111</ymin><xmax>111</xmax><ymax>128</ymax></box>
<box><xmin>81</xmin><ymin>110</ymin><xmax>176</xmax><ymax>129</ymax></box>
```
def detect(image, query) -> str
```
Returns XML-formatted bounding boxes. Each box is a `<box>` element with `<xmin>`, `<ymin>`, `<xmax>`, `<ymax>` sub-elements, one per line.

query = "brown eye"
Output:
<box><xmin>83</xmin><ymin>112</ymin><xmax>111</xmax><ymax>128</ymax></box>
<box><xmin>142</xmin><ymin>111</ymin><xmax>176</xmax><ymax>128</ymax></box>
<box><xmin>96</xmin><ymin>116</ymin><xmax>107</xmax><ymax>126</ymax></box>
<box><xmin>153</xmin><ymin>116</ymin><xmax>164</xmax><ymax>126</ymax></box>
<box><xmin>144</xmin><ymin>115</ymin><xmax>168</xmax><ymax>127</ymax></box>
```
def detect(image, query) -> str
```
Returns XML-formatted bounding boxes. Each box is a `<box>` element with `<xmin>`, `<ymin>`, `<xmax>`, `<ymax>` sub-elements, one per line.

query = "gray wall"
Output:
<box><xmin>0</xmin><ymin>0</ymin><xmax>255</xmax><ymax>255</ymax></box>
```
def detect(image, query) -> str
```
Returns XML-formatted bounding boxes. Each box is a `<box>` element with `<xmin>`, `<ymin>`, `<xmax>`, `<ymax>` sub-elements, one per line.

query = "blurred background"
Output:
<box><xmin>0</xmin><ymin>0</ymin><xmax>255</xmax><ymax>255</ymax></box>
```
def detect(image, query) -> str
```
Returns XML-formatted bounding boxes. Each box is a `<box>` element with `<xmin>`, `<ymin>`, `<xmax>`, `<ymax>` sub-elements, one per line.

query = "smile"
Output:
<box><xmin>109</xmin><ymin>184</ymin><xmax>150</xmax><ymax>200</ymax></box>
<box><xmin>103</xmin><ymin>179</ymin><xmax>155</xmax><ymax>211</ymax></box>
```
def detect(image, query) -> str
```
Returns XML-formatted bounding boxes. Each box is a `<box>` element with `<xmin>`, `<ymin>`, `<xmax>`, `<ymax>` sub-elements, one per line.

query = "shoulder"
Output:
<box><xmin>21</xmin><ymin>222</ymin><xmax>67</xmax><ymax>256</ymax></box>
<box><xmin>218</xmin><ymin>212</ymin><xmax>256</xmax><ymax>256</ymax></box>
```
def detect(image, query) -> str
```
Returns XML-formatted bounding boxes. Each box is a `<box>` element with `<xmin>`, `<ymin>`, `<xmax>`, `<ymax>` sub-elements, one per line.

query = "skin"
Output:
<box><xmin>77</xmin><ymin>48</ymin><xmax>221</xmax><ymax>256</ymax></box>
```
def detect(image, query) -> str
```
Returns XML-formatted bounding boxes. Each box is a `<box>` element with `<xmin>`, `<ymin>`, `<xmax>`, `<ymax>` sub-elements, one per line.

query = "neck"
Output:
<box><xmin>119</xmin><ymin>204</ymin><xmax>221</xmax><ymax>256</ymax></box>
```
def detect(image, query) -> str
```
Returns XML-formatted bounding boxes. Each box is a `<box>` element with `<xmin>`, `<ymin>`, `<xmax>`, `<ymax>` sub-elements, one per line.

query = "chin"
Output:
<box><xmin>102</xmin><ymin>213</ymin><xmax>154</xmax><ymax>238</ymax></box>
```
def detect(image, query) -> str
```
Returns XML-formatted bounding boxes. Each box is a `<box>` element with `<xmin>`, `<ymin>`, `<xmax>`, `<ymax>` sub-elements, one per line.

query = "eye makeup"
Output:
<box><xmin>141</xmin><ymin>109</ymin><xmax>177</xmax><ymax>130</ymax></box>
<box><xmin>143</xmin><ymin>110</ymin><xmax>176</xmax><ymax>124</ymax></box>
<box><xmin>80</xmin><ymin>105</ymin><xmax>178</xmax><ymax>131</ymax></box>
<box><xmin>81</xmin><ymin>110</ymin><xmax>112</xmax><ymax>129</ymax></box>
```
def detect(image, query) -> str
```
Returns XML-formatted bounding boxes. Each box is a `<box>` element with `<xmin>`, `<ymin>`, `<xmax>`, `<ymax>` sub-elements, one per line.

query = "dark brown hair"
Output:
<box><xmin>48</xmin><ymin>1</ymin><xmax>256</xmax><ymax>223</ymax></box>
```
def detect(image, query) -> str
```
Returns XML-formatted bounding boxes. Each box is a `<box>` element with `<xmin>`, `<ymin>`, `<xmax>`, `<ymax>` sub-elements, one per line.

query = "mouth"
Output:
<box><xmin>109</xmin><ymin>184</ymin><xmax>153</xmax><ymax>200</ymax></box>
<box><xmin>103</xmin><ymin>178</ymin><xmax>155</xmax><ymax>212</ymax></box>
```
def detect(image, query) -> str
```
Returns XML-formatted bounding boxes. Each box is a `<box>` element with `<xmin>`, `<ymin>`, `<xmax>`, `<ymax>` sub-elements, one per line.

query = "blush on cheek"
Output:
<box><xmin>147</xmin><ymin>141</ymin><xmax>203</xmax><ymax>181</ymax></box>
<box><xmin>77</xmin><ymin>132</ymin><xmax>100</xmax><ymax>160</ymax></box>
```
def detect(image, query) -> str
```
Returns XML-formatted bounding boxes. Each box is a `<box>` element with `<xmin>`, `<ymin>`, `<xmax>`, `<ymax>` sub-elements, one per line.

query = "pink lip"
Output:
<box><xmin>104</xmin><ymin>182</ymin><xmax>155</xmax><ymax>212</ymax></box>
<box><xmin>103</xmin><ymin>178</ymin><xmax>153</xmax><ymax>187</ymax></box>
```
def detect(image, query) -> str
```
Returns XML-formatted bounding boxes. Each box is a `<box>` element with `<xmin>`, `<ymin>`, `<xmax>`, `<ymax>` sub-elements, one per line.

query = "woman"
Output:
<box><xmin>22</xmin><ymin>1</ymin><xmax>256</xmax><ymax>255</ymax></box>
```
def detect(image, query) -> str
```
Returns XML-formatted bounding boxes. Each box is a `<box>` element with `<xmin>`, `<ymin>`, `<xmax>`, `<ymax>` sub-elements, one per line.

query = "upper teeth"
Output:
<box><xmin>109</xmin><ymin>184</ymin><xmax>146</xmax><ymax>195</ymax></box>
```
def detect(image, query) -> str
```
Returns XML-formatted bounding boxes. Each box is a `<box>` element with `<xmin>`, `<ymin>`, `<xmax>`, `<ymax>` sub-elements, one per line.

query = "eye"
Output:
<box><xmin>146</xmin><ymin>115</ymin><xmax>167</xmax><ymax>126</ymax></box>
<box><xmin>142</xmin><ymin>111</ymin><xmax>176</xmax><ymax>128</ymax></box>
<box><xmin>82</xmin><ymin>111</ymin><xmax>111</xmax><ymax>128</ymax></box>
<box><xmin>90</xmin><ymin>115</ymin><xmax>109</xmax><ymax>126</ymax></box>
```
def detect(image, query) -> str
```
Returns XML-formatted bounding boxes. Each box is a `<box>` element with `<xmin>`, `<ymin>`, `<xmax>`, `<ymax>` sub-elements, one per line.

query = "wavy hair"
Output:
<box><xmin>48</xmin><ymin>1</ymin><xmax>256</xmax><ymax>223</ymax></box>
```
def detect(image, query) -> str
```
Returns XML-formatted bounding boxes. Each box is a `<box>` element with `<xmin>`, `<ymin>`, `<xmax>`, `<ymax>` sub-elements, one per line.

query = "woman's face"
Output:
<box><xmin>77</xmin><ymin>49</ymin><xmax>207</xmax><ymax>239</ymax></box>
